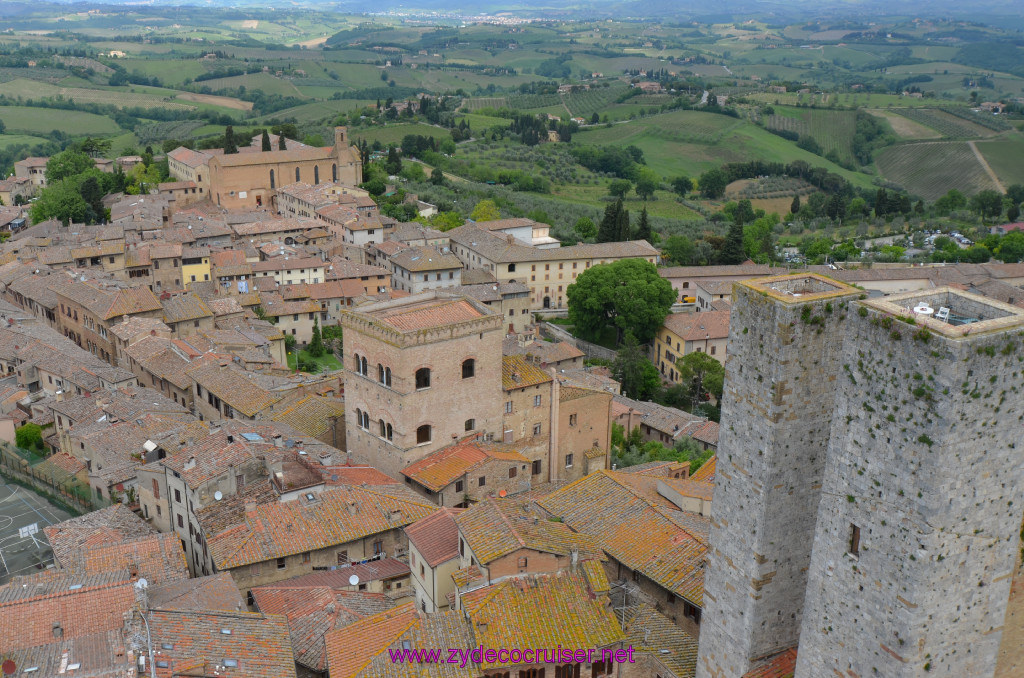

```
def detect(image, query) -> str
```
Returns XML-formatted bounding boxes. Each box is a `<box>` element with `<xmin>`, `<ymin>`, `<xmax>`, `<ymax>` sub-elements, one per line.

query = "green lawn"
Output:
<box><xmin>287</xmin><ymin>349</ymin><xmax>342</xmax><ymax>373</ymax></box>
<box><xmin>350</xmin><ymin>122</ymin><xmax>452</xmax><ymax>147</ymax></box>
<box><xmin>0</xmin><ymin>106</ymin><xmax>122</xmax><ymax>135</ymax></box>
<box><xmin>976</xmin><ymin>135</ymin><xmax>1024</xmax><ymax>187</ymax></box>
<box><xmin>0</xmin><ymin>133</ymin><xmax>50</xmax><ymax>149</ymax></box>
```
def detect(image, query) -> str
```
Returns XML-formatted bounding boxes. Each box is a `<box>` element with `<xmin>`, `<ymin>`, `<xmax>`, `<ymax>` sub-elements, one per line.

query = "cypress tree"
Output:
<box><xmin>597</xmin><ymin>199</ymin><xmax>623</xmax><ymax>243</ymax></box>
<box><xmin>278</xmin><ymin>133</ymin><xmax>287</xmax><ymax>151</ymax></box>
<box><xmin>790</xmin><ymin>194</ymin><xmax>801</xmax><ymax>214</ymax></box>
<box><xmin>261</xmin><ymin>129</ymin><xmax>271</xmax><ymax>151</ymax></box>
<box><xmin>721</xmin><ymin>220</ymin><xmax>746</xmax><ymax>264</ymax></box>
<box><xmin>223</xmin><ymin>125</ymin><xmax>237</xmax><ymax>154</ymax></box>
<box><xmin>635</xmin><ymin>205</ymin><xmax>651</xmax><ymax>242</ymax></box>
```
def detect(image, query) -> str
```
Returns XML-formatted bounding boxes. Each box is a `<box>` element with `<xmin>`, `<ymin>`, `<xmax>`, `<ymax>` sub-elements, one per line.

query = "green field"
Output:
<box><xmin>0</xmin><ymin>134</ymin><xmax>50</xmax><ymax>149</ymax></box>
<box><xmin>197</xmin><ymin>72</ymin><xmax>306</xmax><ymax>98</ymax></box>
<box><xmin>876</xmin><ymin>141</ymin><xmax>997</xmax><ymax>200</ymax></box>
<box><xmin>122</xmin><ymin>58</ymin><xmax>208</xmax><ymax>85</ymax></box>
<box><xmin>895</xmin><ymin>108</ymin><xmax>998</xmax><ymax>139</ymax></box>
<box><xmin>0</xmin><ymin>106</ymin><xmax>122</xmax><ymax>135</ymax></box>
<box><xmin>0</xmin><ymin>78</ymin><xmax>195</xmax><ymax>111</ymax></box>
<box><xmin>575</xmin><ymin>110</ymin><xmax>875</xmax><ymax>189</ymax></box>
<box><xmin>764</xmin><ymin>106</ymin><xmax>857</xmax><ymax>164</ymax></box>
<box><xmin>287</xmin><ymin>349</ymin><xmax>342</xmax><ymax>373</ymax></box>
<box><xmin>549</xmin><ymin>184</ymin><xmax>702</xmax><ymax>221</ymax></box>
<box><xmin>350</xmin><ymin>123</ymin><xmax>452</xmax><ymax>146</ymax></box>
<box><xmin>976</xmin><ymin>137</ymin><xmax>1024</xmax><ymax>187</ymax></box>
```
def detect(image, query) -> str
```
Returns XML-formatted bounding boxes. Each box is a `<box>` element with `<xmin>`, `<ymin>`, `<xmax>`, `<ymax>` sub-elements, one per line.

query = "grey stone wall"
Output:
<box><xmin>696</xmin><ymin>281</ymin><xmax>858</xmax><ymax>678</ymax></box>
<box><xmin>795</xmin><ymin>306</ymin><xmax>1024</xmax><ymax>677</ymax></box>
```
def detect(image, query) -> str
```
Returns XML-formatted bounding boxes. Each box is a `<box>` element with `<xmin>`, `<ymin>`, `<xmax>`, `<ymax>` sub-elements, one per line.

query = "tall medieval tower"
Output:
<box><xmin>796</xmin><ymin>288</ymin><xmax>1024</xmax><ymax>677</ymax></box>
<box><xmin>696</xmin><ymin>274</ymin><xmax>859</xmax><ymax>678</ymax></box>
<box><xmin>697</xmin><ymin>276</ymin><xmax>1024</xmax><ymax>678</ymax></box>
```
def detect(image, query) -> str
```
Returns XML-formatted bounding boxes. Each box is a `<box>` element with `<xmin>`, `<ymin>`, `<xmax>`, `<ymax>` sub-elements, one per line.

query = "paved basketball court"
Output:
<box><xmin>0</xmin><ymin>477</ymin><xmax>72</xmax><ymax>584</ymax></box>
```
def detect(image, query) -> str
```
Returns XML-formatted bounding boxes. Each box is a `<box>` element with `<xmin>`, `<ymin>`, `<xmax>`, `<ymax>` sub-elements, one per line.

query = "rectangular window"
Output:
<box><xmin>478</xmin><ymin>476</ymin><xmax>486</xmax><ymax>487</ymax></box>
<box><xmin>711</xmin><ymin>345</ymin><xmax>717</xmax><ymax>355</ymax></box>
<box><xmin>177</xmin><ymin>514</ymin><xmax>184</xmax><ymax>528</ymax></box>
<box><xmin>302</xmin><ymin>552</ymin><xmax>310</xmax><ymax>564</ymax></box>
<box><xmin>455</xmin><ymin>480</ymin><xmax>463</xmax><ymax>492</ymax></box>
<box><xmin>569</xmin><ymin>413</ymin><xmax>577</xmax><ymax>427</ymax></box>
<box><xmin>532</xmin><ymin>460</ymin><xmax>542</xmax><ymax>475</ymax></box>
<box><xmin>505</xmin><ymin>401</ymin><xmax>513</xmax><ymax>414</ymax></box>
<box><xmin>174</xmin><ymin>489</ymin><xmax>181</xmax><ymax>503</ymax></box>
<box><xmin>684</xmin><ymin>602</ymin><xmax>702</xmax><ymax>624</ymax></box>
<box><xmin>533</xmin><ymin>395</ymin><xmax>542</xmax><ymax>407</ymax></box>
<box><xmin>532</xmin><ymin>423</ymin><xmax>542</xmax><ymax>436</ymax></box>
<box><xmin>848</xmin><ymin>524</ymin><xmax>861</xmax><ymax>557</ymax></box>
<box><xmin>518</xmin><ymin>557</ymin><xmax>528</xmax><ymax>568</ymax></box>
<box><xmin>338</xmin><ymin>551</ymin><xmax>348</xmax><ymax>565</ymax></box>
<box><xmin>373</xmin><ymin>540</ymin><xmax>384</xmax><ymax>555</ymax></box>
<box><xmin>565</xmin><ymin>454</ymin><xmax>573</xmax><ymax>468</ymax></box>
<box><xmin>509</xmin><ymin>467</ymin><xmax>517</xmax><ymax>479</ymax></box>
<box><xmin>277</xmin><ymin>557</ymin><xmax>286</xmax><ymax>569</ymax></box>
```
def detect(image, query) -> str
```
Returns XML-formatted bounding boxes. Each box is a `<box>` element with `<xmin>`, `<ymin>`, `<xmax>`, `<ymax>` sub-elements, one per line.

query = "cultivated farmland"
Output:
<box><xmin>0</xmin><ymin>106</ymin><xmax>122</xmax><ymax>135</ymax></box>
<box><xmin>895</xmin><ymin>108</ymin><xmax>998</xmax><ymax>139</ymax></box>
<box><xmin>764</xmin><ymin>106</ymin><xmax>857</xmax><ymax>164</ymax></box>
<box><xmin>867</xmin><ymin>109</ymin><xmax>940</xmax><ymax>140</ymax></box>
<box><xmin>975</xmin><ymin>137</ymin><xmax>1024</xmax><ymax>187</ymax></box>
<box><xmin>0</xmin><ymin>79</ymin><xmax>196</xmax><ymax>111</ymax></box>
<box><xmin>876</xmin><ymin>141</ymin><xmax>997</xmax><ymax>200</ymax></box>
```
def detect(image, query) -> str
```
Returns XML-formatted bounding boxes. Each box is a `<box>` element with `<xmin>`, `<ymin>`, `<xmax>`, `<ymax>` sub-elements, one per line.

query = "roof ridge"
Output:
<box><xmin>491</xmin><ymin>499</ymin><xmax>526</xmax><ymax>549</ymax></box>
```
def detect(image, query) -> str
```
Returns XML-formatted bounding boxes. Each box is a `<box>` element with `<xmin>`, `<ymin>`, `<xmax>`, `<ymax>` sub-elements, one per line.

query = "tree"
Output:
<box><xmin>698</xmin><ymin>168</ymin><xmax>728</xmax><ymax>199</ymax></box>
<box><xmin>1005</xmin><ymin>184</ymin><xmax>1024</xmax><ymax>207</ymax></box>
<box><xmin>430</xmin><ymin>167</ymin><xmax>446</xmax><ymax>186</ymax></box>
<box><xmin>662</xmin><ymin>235</ymin><xmax>695</xmax><ymax>265</ymax></box>
<box><xmin>278</xmin><ymin>133</ymin><xmax>287</xmax><ymax>151</ymax></box>
<box><xmin>633</xmin><ymin>169</ymin><xmax>658</xmax><ymax>200</ymax></box>
<box><xmin>30</xmin><ymin>180</ymin><xmax>89</xmax><ymax>225</ymax></box>
<box><xmin>596</xmin><ymin>199</ymin><xmax>630</xmax><ymax>243</ymax></box>
<box><xmin>971</xmin><ymin>189</ymin><xmax>1003</xmax><ymax>222</ymax></box>
<box><xmin>429</xmin><ymin>211</ymin><xmax>464</xmax><ymax>231</ymax></box>
<box><xmin>671</xmin><ymin>176</ymin><xmax>693</xmax><ymax>196</ymax></box>
<box><xmin>566</xmin><ymin>258</ymin><xmax>676</xmax><ymax>344</ymax></box>
<box><xmin>613</xmin><ymin>333</ymin><xmax>662</xmax><ymax>401</ymax></box>
<box><xmin>15</xmin><ymin>423</ymin><xmax>43</xmax><ymax>452</ymax></box>
<box><xmin>731</xmin><ymin>199</ymin><xmax>755</xmax><ymax>225</ymax></box>
<box><xmin>608</xmin><ymin>178</ymin><xmax>632</xmax><ymax>199</ymax></box>
<box><xmin>996</xmin><ymin>232</ymin><xmax>1024</xmax><ymax>263</ymax></box>
<box><xmin>573</xmin><ymin>217</ymin><xmax>597</xmax><ymax>241</ymax></box>
<box><xmin>79</xmin><ymin>175</ymin><xmax>104</xmax><ymax>220</ymax></box>
<box><xmin>635</xmin><ymin>205</ymin><xmax>652</xmax><ymax>242</ymax></box>
<box><xmin>307</xmin><ymin>318</ymin><xmax>326</xmax><ymax>357</ymax></box>
<box><xmin>223</xmin><ymin>125</ymin><xmax>237</xmax><ymax>154</ymax></box>
<box><xmin>720</xmin><ymin>221</ymin><xmax>746</xmax><ymax>264</ymax></box>
<box><xmin>261</xmin><ymin>129</ymin><xmax>272</xmax><ymax>151</ymax></box>
<box><xmin>1007</xmin><ymin>203</ymin><xmax>1020</xmax><ymax>223</ymax></box>
<box><xmin>934</xmin><ymin>189</ymin><xmax>967</xmax><ymax>215</ymax></box>
<box><xmin>45</xmin><ymin>150</ymin><xmax>93</xmax><ymax>185</ymax></box>
<box><xmin>675</xmin><ymin>351</ymin><xmax>725</xmax><ymax>412</ymax></box>
<box><xmin>385</xmin><ymin>146</ymin><xmax>402</xmax><ymax>176</ymax></box>
<box><xmin>470</xmin><ymin>199</ymin><xmax>500</xmax><ymax>222</ymax></box>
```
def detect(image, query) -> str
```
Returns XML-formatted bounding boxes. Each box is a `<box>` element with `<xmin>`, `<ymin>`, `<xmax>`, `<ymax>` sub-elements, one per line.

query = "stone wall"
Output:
<box><xmin>796</xmin><ymin>303</ymin><xmax>1024</xmax><ymax>677</ymax></box>
<box><xmin>697</xmin><ymin>277</ymin><xmax>859</xmax><ymax>678</ymax></box>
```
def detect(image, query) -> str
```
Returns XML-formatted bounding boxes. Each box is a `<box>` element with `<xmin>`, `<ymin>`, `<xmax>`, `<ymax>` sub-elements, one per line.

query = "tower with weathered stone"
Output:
<box><xmin>696</xmin><ymin>274</ymin><xmax>859</xmax><ymax>678</ymax></box>
<box><xmin>796</xmin><ymin>288</ymin><xmax>1024</xmax><ymax>677</ymax></box>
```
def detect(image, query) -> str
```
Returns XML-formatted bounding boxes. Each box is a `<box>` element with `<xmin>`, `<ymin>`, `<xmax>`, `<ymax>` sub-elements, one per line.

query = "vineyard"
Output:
<box><xmin>135</xmin><ymin>120</ymin><xmax>209</xmax><ymax>145</ymax></box>
<box><xmin>562</xmin><ymin>83</ymin><xmax>629</xmax><ymax>118</ymax></box>
<box><xmin>462</xmin><ymin>97</ymin><xmax>508</xmax><ymax>111</ymax></box>
<box><xmin>0</xmin><ymin>78</ymin><xmax>196</xmax><ymax>111</ymax></box>
<box><xmin>506</xmin><ymin>91</ymin><xmax>562</xmax><ymax>111</ymax></box>
<box><xmin>894</xmin><ymin>108</ymin><xmax>998</xmax><ymax>139</ymax></box>
<box><xmin>876</xmin><ymin>141</ymin><xmax>997</xmax><ymax>200</ymax></box>
<box><xmin>764</xmin><ymin>106</ymin><xmax>857</xmax><ymax>164</ymax></box>
<box><xmin>0</xmin><ymin>106</ymin><xmax>123</xmax><ymax>135</ymax></box>
<box><xmin>975</xmin><ymin>137</ymin><xmax>1024</xmax><ymax>187</ymax></box>
<box><xmin>938</xmin><ymin>106</ymin><xmax>1012</xmax><ymax>133</ymax></box>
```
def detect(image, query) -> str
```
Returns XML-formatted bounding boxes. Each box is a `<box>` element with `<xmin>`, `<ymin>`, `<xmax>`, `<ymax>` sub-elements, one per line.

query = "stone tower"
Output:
<box><xmin>697</xmin><ymin>274</ymin><xmax>859</xmax><ymax>678</ymax></box>
<box><xmin>796</xmin><ymin>288</ymin><xmax>1024</xmax><ymax>677</ymax></box>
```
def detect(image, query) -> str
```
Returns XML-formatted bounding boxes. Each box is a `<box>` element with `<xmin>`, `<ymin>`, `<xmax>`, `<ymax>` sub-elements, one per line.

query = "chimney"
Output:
<box><xmin>183</xmin><ymin>456</ymin><xmax>196</xmax><ymax>471</ymax></box>
<box><xmin>347</xmin><ymin>501</ymin><xmax>359</xmax><ymax>515</ymax></box>
<box><xmin>52</xmin><ymin>621</ymin><xmax>63</xmax><ymax>639</ymax></box>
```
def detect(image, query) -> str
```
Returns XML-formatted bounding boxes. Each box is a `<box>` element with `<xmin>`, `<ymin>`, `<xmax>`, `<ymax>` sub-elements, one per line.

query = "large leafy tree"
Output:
<box><xmin>675</xmin><ymin>351</ymin><xmax>725</xmax><ymax>412</ymax></box>
<box><xmin>698</xmin><ymin>167</ymin><xmax>728</xmax><ymax>199</ymax></box>
<box><xmin>613</xmin><ymin>333</ymin><xmax>662</xmax><ymax>401</ymax></box>
<box><xmin>662</xmin><ymin>235</ymin><xmax>695</xmax><ymax>265</ymax></box>
<box><xmin>971</xmin><ymin>189</ymin><xmax>1004</xmax><ymax>222</ymax></box>
<box><xmin>470</xmin><ymin>199</ymin><xmax>500</xmax><ymax>221</ymax></box>
<box><xmin>633</xmin><ymin>168</ymin><xmax>659</xmax><ymax>200</ymax></box>
<box><xmin>30</xmin><ymin>180</ymin><xmax>89</xmax><ymax>225</ymax></box>
<box><xmin>566</xmin><ymin>258</ymin><xmax>676</xmax><ymax>344</ymax></box>
<box><xmin>45</xmin><ymin>150</ymin><xmax>93</xmax><ymax>185</ymax></box>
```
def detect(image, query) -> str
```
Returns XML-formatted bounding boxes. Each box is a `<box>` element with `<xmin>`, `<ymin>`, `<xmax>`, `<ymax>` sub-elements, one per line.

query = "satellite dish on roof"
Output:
<box><xmin>349</xmin><ymin>574</ymin><xmax>360</xmax><ymax>586</ymax></box>
<box><xmin>214</xmin><ymin>491</ymin><xmax>223</xmax><ymax>501</ymax></box>
<box><xmin>134</xmin><ymin>578</ymin><xmax>148</xmax><ymax>590</ymax></box>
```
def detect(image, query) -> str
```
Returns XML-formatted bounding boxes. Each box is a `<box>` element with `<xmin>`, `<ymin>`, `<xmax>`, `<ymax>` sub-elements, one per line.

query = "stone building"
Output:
<box><xmin>655</xmin><ymin>310</ymin><xmax>729</xmax><ymax>382</ymax></box>
<box><xmin>388</xmin><ymin>245</ymin><xmax>463</xmax><ymax>294</ymax></box>
<box><xmin>341</xmin><ymin>292</ymin><xmax>504</xmax><ymax>478</ymax></box>
<box><xmin>696</xmin><ymin>275</ymin><xmax>1024</xmax><ymax>678</ymax></box>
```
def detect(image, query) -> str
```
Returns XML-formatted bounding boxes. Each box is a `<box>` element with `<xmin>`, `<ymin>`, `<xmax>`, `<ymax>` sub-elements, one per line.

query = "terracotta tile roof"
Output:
<box><xmin>373</xmin><ymin>298</ymin><xmax>486</xmax><ymax>332</ymax></box>
<box><xmin>327</xmin><ymin>258</ymin><xmax>391</xmax><ymax>279</ymax></box>
<box><xmin>270</xmin><ymin>394</ymin><xmax>345</xmax><ymax>439</ymax></box>
<box><xmin>161</xmin><ymin>292</ymin><xmax>214</xmax><ymax>323</ymax></box>
<box><xmin>689</xmin><ymin>419</ymin><xmax>720</xmax><ymax>446</ymax></box>
<box><xmin>60</xmin><ymin>533</ymin><xmax>189</xmax><ymax>585</ymax></box>
<box><xmin>147</xmin><ymin>608</ymin><xmax>297</xmax><ymax>678</ymax></box>
<box><xmin>206</xmin><ymin>485</ymin><xmax>437</xmax><ymax>569</ymax></box>
<box><xmin>147</xmin><ymin>572</ymin><xmax>245</xmax><ymax>612</ymax></box>
<box><xmin>401</xmin><ymin>439</ymin><xmax>528</xmax><ymax>492</ymax></box>
<box><xmin>389</xmin><ymin>245</ymin><xmax>462</xmax><ymax>273</ymax></box>
<box><xmin>743</xmin><ymin>647</ymin><xmax>798</xmax><ymax>678</ymax></box>
<box><xmin>0</xmin><ymin>629</ymin><xmax>128</xmax><ymax>676</ymax></box>
<box><xmin>250</xmin><ymin>256</ymin><xmax>325</xmax><ymax>273</ymax></box>
<box><xmin>451</xmin><ymin>564</ymin><xmax>483</xmax><ymax>589</ymax></box>
<box><xmin>501</xmin><ymin>355</ymin><xmax>552</xmax><ymax>390</ymax></box>
<box><xmin>252</xmin><ymin>586</ymin><xmax>393</xmax><ymax>672</ymax></box>
<box><xmin>404</xmin><ymin>508</ymin><xmax>464</xmax><ymax>568</ymax></box>
<box><xmin>663</xmin><ymin>309</ymin><xmax>730</xmax><ymax>340</ymax></box>
<box><xmin>0</xmin><ymin>580</ymin><xmax>136</xmax><ymax>651</ymax></box>
<box><xmin>658</xmin><ymin>263</ymin><xmax>773</xmax><ymax>279</ymax></box>
<box><xmin>186</xmin><ymin>362</ymin><xmax>282</xmax><ymax>416</ymax></box>
<box><xmin>456</xmin><ymin>497</ymin><xmax>603</xmax><ymax>566</ymax></box>
<box><xmin>539</xmin><ymin>471</ymin><xmax>708</xmax><ymax>606</ymax></box>
<box><xmin>320</xmin><ymin>465</ymin><xmax>400</xmax><ymax>487</ymax></box>
<box><xmin>325</xmin><ymin>602</ymin><xmax>419</xmax><ymax>678</ymax></box>
<box><xmin>448</xmin><ymin>222</ymin><xmax>658</xmax><ymax>264</ymax></box>
<box><xmin>622</xmin><ymin>603</ymin><xmax>700</xmax><ymax>677</ymax></box>
<box><xmin>690</xmin><ymin>455</ymin><xmax>716</xmax><ymax>484</ymax></box>
<box><xmin>43</xmin><ymin>503</ymin><xmax>157</xmax><ymax>565</ymax></box>
<box><xmin>268</xmin><ymin>559</ymin><xmax>410</xmax><ymax>590</ymax></box>
<box><xmin>461</xmin><ymin>569</ymin><xmax>623</xmax><ymax>669</ymax></box>
<box><xmin>54</xmin><ymin>278</ymin><xmax>163</xmax><ymax>320</ymax></box>
<box><xmin>168</xmin><ymin>146</ymin><xmax>213</xmax><ymax>168</ymax></box>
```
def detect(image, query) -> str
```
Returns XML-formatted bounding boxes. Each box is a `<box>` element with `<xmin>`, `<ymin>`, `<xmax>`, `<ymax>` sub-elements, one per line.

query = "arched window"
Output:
<box><xmin>378</xmin><ymin>363</ymin><xmax>385</xmax><ymax>383</ymax></box>
<box><xmin>465</xmin><ymin>419</ymin><xmax>475</xmax><ymax>431</ymax></box>
<box><xmin>332</xmin><ymin>163</ymin><xmax>337</xmax><ymax>182</ymax></box>
<box><xmin>415</xmin><ymin>368</ymin><xmax>431</xmax><ymax>389</ymax></box>
<box><xmin>353</xmin><ymin>353</ymin><xmax>362</xmax><ymax>373</ymax></box>
<box><xmin>355</xmin><ymin>408</ymin><xmax>362</xmax><ymax>428</ymax></box>
<box><xmin>361</xmin><ymin>411</ymin><xmax>370</xmax><ymax>429</ymax></box>
<box><xmin>295</xmin><ymin>167</ymin><xmax>300</xmax><ymax>182</ymax></box>
<box><xmin>269</xmin><ymin>169</ymin><xmax>275</xmax><ymax>189</ymax></box>
<box><xmin>416</xmin><ymin>425</ymin><xmax>431</xmax><ymax>444</ymax></box>
<box><xmin>379</xmin><ymin>419</ymin><xmax>386</xmax><ymax>437</ymax></box>
<box><xmin>360</xmin><ymin>356</ymin><xmax>368</xmax><ymax>376</ymax></box>
<box><xmin>462</xmin><ymin>359</ymin><xmax>475</xmax><ymax>379</ymax></box>
<box><xmin>314</xmin><ymin>165</ymin><xmax>320</xmax><ymax>184</ymax></box>
<box><xmin>386</xmin><ymin>423</ymin><xmax>393</xmax><ymax>441</ymax></box>
<box><xmin>384</xmin><ymin>367</ymin><xmax>392</xmax><ymax>387</ymax></box>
